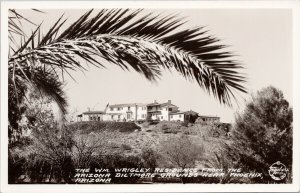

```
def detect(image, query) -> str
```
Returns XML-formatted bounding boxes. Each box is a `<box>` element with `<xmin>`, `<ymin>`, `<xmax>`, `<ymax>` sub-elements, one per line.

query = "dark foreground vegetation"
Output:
<box><xmin>70</xmin><ymin>121</ymin><xmax>141</xmax><ymax>134</ymax></box>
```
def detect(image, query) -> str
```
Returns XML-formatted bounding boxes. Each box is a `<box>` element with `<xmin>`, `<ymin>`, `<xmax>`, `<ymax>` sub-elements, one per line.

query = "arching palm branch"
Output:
<box><xmin>8</xmin><ymin>9</ymin><xmax>247</xmax><ymax>116</ymax></box>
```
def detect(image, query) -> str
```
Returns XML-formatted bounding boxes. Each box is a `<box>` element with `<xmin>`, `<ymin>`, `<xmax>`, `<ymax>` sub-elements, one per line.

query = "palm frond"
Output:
<box><xmin>9</xmin><ymin>63</ymin><xmax>68</xmax><ymax>114</ymax></box>
<box><xmin>9</xmin><ymin>9</ymin><xmax>247</xmax><ymax>109</ymax></box>
<box><xmin>31</xmin><ymin>68</ymin><xmax>68</xmax><ymax>114</ymax></box>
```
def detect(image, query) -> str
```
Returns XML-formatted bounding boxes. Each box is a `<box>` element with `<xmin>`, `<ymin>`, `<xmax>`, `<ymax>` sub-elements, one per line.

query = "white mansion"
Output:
<box><xmin>77</xmin><ymin>100</ymin><xmax>220</xmax><ymax>123</ymax></box>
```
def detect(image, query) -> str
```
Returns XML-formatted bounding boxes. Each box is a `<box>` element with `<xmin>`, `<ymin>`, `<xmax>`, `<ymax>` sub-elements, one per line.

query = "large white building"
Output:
<box><xmin>103</xmin><ymin>103</ymin><xmax>148</xmax><ymax>122</ymax></box>
<box><xmin>77</xmin><ymin>100</ymin><xmax>180</xmax><ymax>122</ymax></box>
<box><xmin>102</xmin><ymin>100</ymin><xmax>179</xmax><ymax>121</ymax></box>
<box><xmin>146</xmin><ymin>100</ymin><xmax>179</xmax><ymax>121</ymax></box>
<box><xmin>76</xmin><ymin>100</ymin><xmax>220</xmax><ymax>123</ymax></box>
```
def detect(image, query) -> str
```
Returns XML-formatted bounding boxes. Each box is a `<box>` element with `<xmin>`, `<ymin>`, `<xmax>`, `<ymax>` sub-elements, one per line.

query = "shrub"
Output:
<box><xmin>121</xmin><ymin>144</ymin><xmax>132</xmax><ymax>151</ymax></box>
<box><xmin>161</xmin><ymin>124</ymin><xmax>169</xmax><ymax>130</ymax></box>
<box><xmin>8</xmin><ymin>152</ymin><xmax>26</xmax><ymax>183</ymax></box>
<box><xmin>160</xmin><ymin>135</ymin><xmax>204</xmax><ymax>169</ymax></box>
<box><xmin>72</xmin><ymin>133</ymin><xmax>109</xmax><ymax>169</ymax></box>
<box><xmin>181</xmin><ymin>120</ymin><xmax>189</xmax><ymax>127</ymax></box>
<box><xmin>141</xmin><ymin>148</ymin><xmax>159</xmax><ymax>171</ymax></box>
<box><xmin>227</xmin><ymin>86</ymin><xmax>293</xmax><ymax>183</ymax></box>
<box><xmin>148</xmin><ymin>120</ymin><xmax>159</xmax><ymax>125</ymax></box>
<box><xmin>90</xmin><ymin>154</ymin><xmax>143</xmax><ymax>184</ymax></box>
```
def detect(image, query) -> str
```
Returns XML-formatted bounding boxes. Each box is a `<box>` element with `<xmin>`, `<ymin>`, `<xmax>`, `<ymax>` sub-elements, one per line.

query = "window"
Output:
<box><xmin>89</xmin><ymin>116</ymin><xmax>93</xmax><ymax>121</ymax></box>
<box><xmin>118</xmin><ymin>115</ymin><xmax>121</xmax><ymax>119</ymax></box>
<box><xmin>98</xmin><ymin>117</ymin><xmax>100</xmax><ymax>121</ymax></box>
<box><xmin>143</xmin><ymin>107</ymin><xmax>146</xmax><ymax>110</ymax></box>
<box><xmin>128</xmin><ymin>106</ymin><xmax>131</xmax><ymax>110</ymax></box>
<box><xmin>168</xmin><ymin>108</ymin><xmax>172</xmax><ymax>111</ymax></box>
<box><xmin>170</xmin><ymin>115</ymin><xmax>173</xmax><ymax>118</ymax></box>
<box><xmin>179</xmin><ymin>115</ymin><xmax>182</xmax><ymax>118</ymax></box>
<box><xmin>110</xmin><ymin>108</ymin><xmax>113</xmax><ymax>111</ymax></box>
<box><xmin>111</xmin><ymin>115</ymin><xmax>114</xmax><ymax>119</ymax></box>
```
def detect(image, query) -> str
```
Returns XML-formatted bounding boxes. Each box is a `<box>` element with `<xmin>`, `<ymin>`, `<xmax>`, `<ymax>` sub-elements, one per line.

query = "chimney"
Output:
<box><xmin>87</xmin><ymin>107</ymin><xmax>90</xmax><ymax>112</ymax></box>
<box><xmin>154</xmin><ymin>100</ymin><xmax>157</xmax><ymax>103</ymax></box>
<box><xmin>168</xmin><ymin>100</ymin><xmax>171</xmax><ymax>104</ymax></box>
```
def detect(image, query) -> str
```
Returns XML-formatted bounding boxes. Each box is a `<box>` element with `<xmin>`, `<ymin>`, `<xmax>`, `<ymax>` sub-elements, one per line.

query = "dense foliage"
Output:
<box><xmin>227</xmin><ymin>86</ymin><xmax>293</xmax><ymax>183</ymax></box>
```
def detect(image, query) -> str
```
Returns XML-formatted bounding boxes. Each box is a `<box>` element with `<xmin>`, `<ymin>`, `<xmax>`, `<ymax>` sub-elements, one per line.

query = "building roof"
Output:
<box><xmin>82</xmin><ymin>111</ymin><xmax>105</xmax><ymax>115</ymax></box>
<box><xmin>147</xmin><ymin>101</ymin><xmax>178</xmax><ymax>107</ymax></box>
<box><xmin>169</xmin><ymin>111</ymin><xmax>185</xmax><ymax>115</ymax></box>
<box><xmin>160</xmin><ymin>103</ymin><xmax>178</xmax><ymax>107</ymax></box>
<box><xmin>109</xmin><ymin>103</ymin><xmax>147</xmax><ymax>108</ymax></box>
<box><xmin>198</xmin><ymin>115</ymin><xmax>220</xmax><ymax>118</ymax></box>
<box><xmin>105</xmin><ymin>113</ymin><xmax>123</xmax><ymax>115</ymax></box>
<box><xmin>170</xmin><ymin>110</ymin><xmax>198</xmax><ymax>115</ymax></box>
<box><xmin>184</xmin><ymin>110</ymin><xmax>199</xmax><ymax>115</ymax></box>
<box><xmin>146</xmin><ymin>102</ymin><xmax>160</xmax><ymax>106</ymax></box>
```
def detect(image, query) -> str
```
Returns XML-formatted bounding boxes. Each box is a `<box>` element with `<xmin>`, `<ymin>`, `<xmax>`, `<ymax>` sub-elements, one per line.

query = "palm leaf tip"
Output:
<box><xmin>32</xmin><ymin>69</ymin><xmax>68</xmax><ymax>114</ymax></box>
<box><xmin>9</xmin><ymin>9</ymin><xmax>247</xmax><ymax>108</ymax></box>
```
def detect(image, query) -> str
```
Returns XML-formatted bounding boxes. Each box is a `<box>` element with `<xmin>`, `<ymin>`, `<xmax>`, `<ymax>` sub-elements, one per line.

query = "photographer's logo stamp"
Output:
<box><xmin>268</xmin><ymin>161</ymin><xmax>288</xmax><ymax>180</ymax></box>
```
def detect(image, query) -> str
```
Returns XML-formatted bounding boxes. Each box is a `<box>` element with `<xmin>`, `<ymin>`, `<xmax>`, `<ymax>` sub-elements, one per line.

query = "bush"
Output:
<box><xmin>161</xmin><ymin>124</ymin><xmax>169</xmax><ymax>130</ymax></box>
<box><xmin>141</xmin><ymin>148</ymin><xmax>159</xmax><ymax>171</ymax></box>
<box><xmin>181</xmin><ymin>120</ymin><xmax>189</xmax><ymax>127</ymax></box>
<box><xmin>8</xmin><ymin>152</ymin><xmax>26</xmax><ymax>183</ymax></box>
<box><xmin>227</xmin><ymin>86</ymin><xmax>293</xmax><ymax>183</ymax></box>
<box><xmin>148</xmin><ymin>120</ymin><xmax>159</xmax><ymax>125</ymax></box>
<box><xmin>90</xmin><ymin>154</ymin><xmax>143</xmax><ymax>184</ymax></box>
<box><xmin>121</xmin><ymin>144</ymin><xmax>132</xmax><ymax>151</ymax></box>
<box><xmin>160</xmin><ymin>123</ymin><xmax>181</xmax><ymax>134</ymax></box>
<box><xmin>160</xmin><ymin>135</ymin><xmax>204</xmax><ymax>169</ymax></box>
<box><xmin>29</xmin><ymin>125</ymin><xmax>75</xmax><ymax>183</ymax></box>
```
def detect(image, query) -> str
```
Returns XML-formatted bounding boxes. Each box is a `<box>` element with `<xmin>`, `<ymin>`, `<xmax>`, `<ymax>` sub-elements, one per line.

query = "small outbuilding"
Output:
<box><xmin>169</xmin><ymin>110</ymin><xmax>199</xmax><ymax>122</ymax></box>
<box><xmin>196</xmin><ymin>115</ymin><xmax>220</xmax><ymax>124</ymax></box>
<box><xmin>77</xmin><ymin>110</ymin><xmax>105</xmax><ymax>122</ymax></box>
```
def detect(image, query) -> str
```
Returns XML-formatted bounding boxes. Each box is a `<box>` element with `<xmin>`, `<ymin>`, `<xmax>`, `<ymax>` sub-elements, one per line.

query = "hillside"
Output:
<box><xmin>71</xmin><ymin>121</ymin><xmax>232</xmax><ymax>168</ymax></box>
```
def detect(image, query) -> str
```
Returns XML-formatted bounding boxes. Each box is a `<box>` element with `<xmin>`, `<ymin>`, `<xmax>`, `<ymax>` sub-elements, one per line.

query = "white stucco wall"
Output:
<box><xmin>160</xmin><ymin>107</ymin><xmax>170</xmax><ymax>121</ymax></box>
<box><xmin>80</xmin><ymin>113</ymin><xmax>103</xmax><ymax>121</ymax></box>
<box><xmin>105</xmin><ymin>104</ymin><xmax>148</xmax><ymax>121</ymax></box>
<box><xmin>136</xmin><ymin>106</ymin><xmax>147</xmax><ymax>120</ymax></box>
<box><xmin>170</xmin><ymin>113</ymin><xmax>185</xmax><ymax>122</ymax></box>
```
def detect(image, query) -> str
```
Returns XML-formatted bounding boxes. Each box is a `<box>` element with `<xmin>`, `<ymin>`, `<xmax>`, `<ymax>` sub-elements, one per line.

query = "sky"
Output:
<box><xmin>16</xmin><ymin>9</ymin><xmax>292</xmax><ymax>122</ymax></box>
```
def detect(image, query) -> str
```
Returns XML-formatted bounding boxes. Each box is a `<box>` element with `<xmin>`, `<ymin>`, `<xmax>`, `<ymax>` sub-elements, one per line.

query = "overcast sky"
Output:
<box><xmin>17</xmin><ymin>9</ymin><xmax>292</xmax><ymax>122</ymax></box>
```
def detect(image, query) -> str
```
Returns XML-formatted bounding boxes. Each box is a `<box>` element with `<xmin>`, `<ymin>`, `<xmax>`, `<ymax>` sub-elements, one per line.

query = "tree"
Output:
<box><xmin>26</xmin><ymin>124</ymin><xmax>75</xmax><ymax>183</ymax></box>
<box><xmin>161</xmin><ymin>135</ymin><xmax>204</xmax><ymax>169</ymax></box>
<box><xmin>227</xmin><ymin>86</ymin><xmax>293</xmax><ymax>183</ymax></box>
<box><xmin>8</xmin><ymin>9</ymin><xmax>247</xmax><ymax>140</ymax></box>
<box><xmin>72</xmin><ymin>131</ymin><xmax>112</xmax><ymax>169</ymax></box>
<box><xmin>141</xmin><ymin>148</ymin><xmax>160</xmax><ymax>172</ymax></box>
<box><xmin>160</xmin><ymin>135</ymin><xmax>204</xmax><ymax>183</ymax></box>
